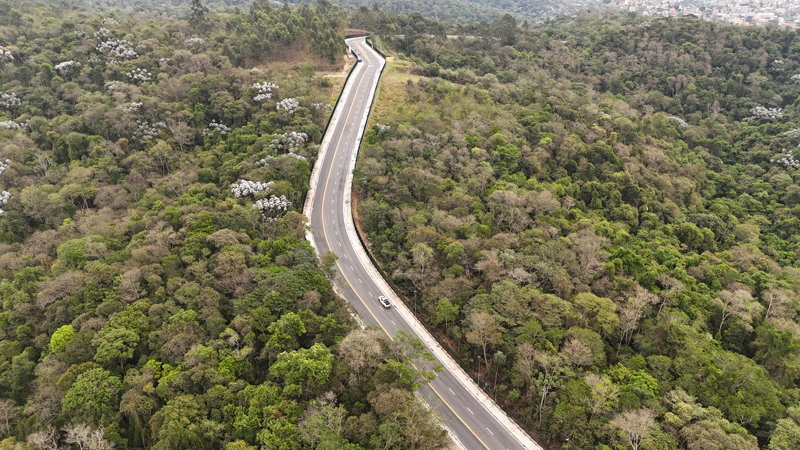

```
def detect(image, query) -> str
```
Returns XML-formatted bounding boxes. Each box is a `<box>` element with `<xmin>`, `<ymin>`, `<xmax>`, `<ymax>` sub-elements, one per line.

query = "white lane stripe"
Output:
<box><xmin>391</xmin><ymin>320</ymin><xmax>396</xmax><ymax>326</ymax></box>
<box><xmin>358</xmin><ymin>278</ymin><xmax>363</xmax><ymax>284</ymax></box>
<box><xmin>467</xmin><ymin>408</ymin><xmax>474</xmax><ymax>415</ymax></box>
<box><xmin>448</xmin><ymin>388</ymin><xmax>455</xmax><ymax>395</ymax></box>
<box><xmin>486</xmin><ymin>428</ymin><xmax>494</xmax><ymax>436</ymax></box>
<box><xmin>350</xmin><ymin>265</ymin><xmax>354</xmax><ymax>271</ymax></box>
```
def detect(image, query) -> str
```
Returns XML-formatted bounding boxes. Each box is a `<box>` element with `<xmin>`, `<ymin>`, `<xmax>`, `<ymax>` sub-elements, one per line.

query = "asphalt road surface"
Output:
<box><xmin>308</xmin><ymin>37</ymin><xmax>531</xmax><ymax>450</ymax></box>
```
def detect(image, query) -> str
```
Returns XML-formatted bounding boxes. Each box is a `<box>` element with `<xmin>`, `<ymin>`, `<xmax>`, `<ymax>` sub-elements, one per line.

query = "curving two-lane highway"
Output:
<box><xmin>305</xmin><ymin>36</ymin><xmax>542</xmax><ymax>450</ymax></box>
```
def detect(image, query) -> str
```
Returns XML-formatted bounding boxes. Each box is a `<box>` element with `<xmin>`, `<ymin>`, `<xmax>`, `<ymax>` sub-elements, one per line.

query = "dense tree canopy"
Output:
<box><xmin>0</xmin><ymin>2</ymin><xmax>446</xmax><ymax>449</ymax></box>
<box><xmin>357</xmin><ymin>11</ymin><xmax>800</xmax><ymax>450</ymax></box>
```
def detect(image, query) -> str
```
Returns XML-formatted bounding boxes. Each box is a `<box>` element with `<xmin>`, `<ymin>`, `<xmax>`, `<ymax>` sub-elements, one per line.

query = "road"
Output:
<box><xmin>306</xmin><ymin>37</ymin><xmax>536</xmax><ymax>450</ymax></box>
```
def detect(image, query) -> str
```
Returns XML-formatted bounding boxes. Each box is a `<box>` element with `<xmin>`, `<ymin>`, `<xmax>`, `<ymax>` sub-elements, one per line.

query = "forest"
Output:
<box><xmin>299</xmin><ymin>0</ymin><xmax>580</xmax><ymax>24</ymax></box>
<box><xmin>5</xmin><ymin>0</ymin><xmax>800</xmax><ymax>448</ymax></box>
<box><xmin>0</xmin><ymin>1</ymin><xmax>447</xmax><ymax>449</ymax></box>
<box><xmin>354</xmin><ymin>9</ymin><xmax>800</xmax><ymax>450</ymax></box>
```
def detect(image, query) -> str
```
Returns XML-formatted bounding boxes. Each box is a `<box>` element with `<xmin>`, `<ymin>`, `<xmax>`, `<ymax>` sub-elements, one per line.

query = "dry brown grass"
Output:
<box><xmin>368</xmin><ymin>59</ymin><xmax>420</xmax><ymax>128</ymax></box>
<box><xmin>265</xmin><ymin>39</ymin><xmax>342</xmax><ymax>72</ymax></box>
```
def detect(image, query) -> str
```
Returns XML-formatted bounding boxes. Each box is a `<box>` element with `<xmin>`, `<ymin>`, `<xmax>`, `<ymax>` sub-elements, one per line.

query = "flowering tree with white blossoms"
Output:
<box><xmin>253</xmin><ymin>82</ymin><xmax>278</xmax><ymax>102</ymax></box>
<box><xmin>94</xmin><ymin>28</ymin><xmax>111</xmax><ymax>40</ymax></box>
<box><xmin>230</xmin><ymin>180</ymin><xmax>274</xmax><ymax>197</ymax></box>
<box><xmin>276</xmin><ymin>98</ymin><xmax>300</xmax><ymax>115</ymax></box>
<box><xmin>253</xmin><ymin>195</ymin><xmax>291</xmax><ymax>220</ymax></box>
<box><xmin>132</xmin><ymin>120</ymin><xmax>166</xmax><ymax>144</ymax></box>
<box><xmin>255</xmin><ymin>156</ymin><xmax>276</xmax><ymax>167</ymax></box>
<box><xmin>55</xmin><ymin>61</ymin><xmax>81</xmax><ymax>80</ymax></box>
<box><xmin>122</xmin><ymin>102</ymin><xmax>143</xmax><ymax>113</ymax></box>
<box><xmin>269</xmin><ymin>131</ymin><xmax>308</xmax><ymax>153</ymax></box>
<box><xmin>743</xmin><ymin>106</ymin><xmax>783</xmax><ymax>122</ymax></box>
<box><xmin>96</xmin><ymin>38</ymin><xmax>139</xmax><ymax>65</ymax></box>
<box><xmin>771</xmin><ymin>151</ymin><xmax>799</xmax><ymax>169</ymax></box>
<box><xmin>230</xmin><ymin>179</ymin><xmax>291</xmax><ymax>221</ymax></box>
<box><xmin>0</xmin><ymin>119</ymin><xmax>29</xmax><ymax>130</ymax></box>
<box><xmin>55</xmin><ymin>60</ymin><xmax>81</xmax><ymax>73</ymax></box>
<box><xmin>0</xmin><ymin>46</ymin><xmax>13</xmax><ymax>66</ymax></box>
<box><xmin>125</xmin><ymin>68</ymin><xmax>152</xmax><ymax>83</ymax></box>
<box><xmin>774</xmin><ymin>128</ymin><xmax>800</xmax><ymax>169</ymax></box>
<box><xmin>203</xmin><ymin>120</ymin><xmax>231</xmax><ymax>138</ymax></box>
<box><xmin>285</xmin><ymin>153</ymin><xmax>306</xmax><ymax>161</ymax></box>
<box><xmin>783</xmin><ymin>128</ymin><xmax>800</xmax><ymax>140</ymax></box>
<box><xmin>666</xmin><ymin>116</ymin><xmax>688</xmax><ymax>130</ymax></box>
<box><xmin>185</xmin><ymin>37</ymin><xmax>205</xmax><ymax>47</ymax></box>
<box><xmin>0</xmin><ymin>92</ymin><xmax>20</xmax><ymax>110</ymax></box>
<box><xmin>0</xmin><ymin>159</ymin><xmax>11</xmax><ymax>216</ymax></box>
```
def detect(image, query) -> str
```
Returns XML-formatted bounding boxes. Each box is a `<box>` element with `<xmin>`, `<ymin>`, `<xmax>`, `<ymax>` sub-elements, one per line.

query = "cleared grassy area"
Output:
<box><xmin>368</xmin><ymin>59</ymin><xmax>420</xmax><ymax>128</ymax></box>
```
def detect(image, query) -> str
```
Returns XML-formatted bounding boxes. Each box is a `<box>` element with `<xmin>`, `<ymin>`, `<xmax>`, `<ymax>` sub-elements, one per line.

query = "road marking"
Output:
<box><xmin>449</xmin><ymin>388</ymin><xmax>455</xmax><ymax>395</ymax></box>
<box><xmin>486</xmin><ymin>428</ymin><xmax>494</xmax><ymax>436</ymax></box>
<box><xmin>350</xmin><ymin>265</ymin><xmax>354</xmax><ymax>271</ymax></box>
<box><xmin>335</xmin><ymin>231</ymin><xmax>337</xmax><ymax>236</ymax></box>
<box><xmin>391</xmin><ymin>320</ymin><xmax>396</xmax><ymax>326</ymax></box>
<box><xmin>467</xmin><ymin>408</ymin><xmax>474</xmax><ymax>415</ymax></box>
<box><xmin>359</xmin><ymin>278</ymin><xmax>363</xmax><ymax>284</ymax></box>
<box><xmin>318</xmin><ymin>39</ymin><xmax>492</xmax><ymax>450</ymax></box>
<box><xmin>343</xmin><ymin>254</ymin><xmax>347</xmax><ymax>259</ymax></box>
<box><xmin>368</xmin><ymin>291</ymin><xmax>372</xmax><ymax>296</ymax></box>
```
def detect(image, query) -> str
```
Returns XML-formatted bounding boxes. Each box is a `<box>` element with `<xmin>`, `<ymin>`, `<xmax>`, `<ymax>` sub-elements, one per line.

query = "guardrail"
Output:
<box><xmin>318</xmin><ymin>46</ymin><xmax>360</xmax><ymax>145</ymax></box>
<box><xmin>365</xmin><ymin>36</ymin><xmax>387</xmax><ymax>59</ymax></box>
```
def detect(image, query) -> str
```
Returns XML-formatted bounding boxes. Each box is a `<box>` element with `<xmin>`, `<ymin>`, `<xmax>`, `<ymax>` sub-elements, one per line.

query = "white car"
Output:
<box><xmin>378</xmin><ymin>295</ymin><xmax>391</xmax><ymax>309</ymax></box>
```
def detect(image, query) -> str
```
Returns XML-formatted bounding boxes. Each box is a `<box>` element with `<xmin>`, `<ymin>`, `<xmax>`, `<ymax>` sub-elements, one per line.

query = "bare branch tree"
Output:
<box><xmin>28</xmin><ymin>426</ymin><xmax>59</xmax><ymax>450</ymax></box>
<box><xmin>611</xmin><ymin>408</ymin><xmax>656</xmax><ymax>450</ymax></box>
<box><xmin>63</xmin><ymin>423</ymin><xmax>114</xmax><ymax>450</ymax></box>
<box><xmin>0</xmin><ymin>398</ymin><xmax>16</xmax><ymax>436</ymax></box>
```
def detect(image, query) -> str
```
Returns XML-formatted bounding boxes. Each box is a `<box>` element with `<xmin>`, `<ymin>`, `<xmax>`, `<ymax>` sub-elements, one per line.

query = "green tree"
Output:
<box><xmin>189</xmin><ymin>0</ymin><xmax>209</xmax><ymax>32</ymax></box>
<box><xmin>62</xmin><ymin>368</ymin><xmax>122</xmax><ymax>423</ymax></box>
<box><xmin>151</xmin><ymin>395</ymin><xmax>205</xmax><ymax>450</ymax></box>
<box><xmin>770</xmin><ymin>407</ymin><xmax>800</xmax><ymax>450</ymax></box>
<box><xmin>49</xmin><ymin>325</ymin><xmax>76</xmax><ymax>352</ymax></box>
<box><xmin>269</xmin><ymin>343</ymin><xmax>334</xmax><ymax>391</ymax></box>
<box><xmin>92</xmin><ymin>327</ymin><xmax>140</xmax><ymax>371</ymax></box>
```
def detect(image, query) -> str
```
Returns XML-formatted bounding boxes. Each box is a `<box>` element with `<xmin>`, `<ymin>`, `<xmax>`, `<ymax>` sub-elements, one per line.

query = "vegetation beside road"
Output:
<box><xmin>0</xmin><ymin>1</ymin><xmax>447</xmax><ymax>449</ymax></box>
<box><xmin>357</xmin><ymin>10</ymin><xmax>800</xmax><ymax>449</ymax></box>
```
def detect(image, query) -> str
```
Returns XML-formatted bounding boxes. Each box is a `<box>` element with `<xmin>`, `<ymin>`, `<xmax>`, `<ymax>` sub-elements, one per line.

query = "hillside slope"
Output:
<box><xmin>357</xmin><ymin>11</ymin><xmax>800</xmax><ymax>449</ymax></box>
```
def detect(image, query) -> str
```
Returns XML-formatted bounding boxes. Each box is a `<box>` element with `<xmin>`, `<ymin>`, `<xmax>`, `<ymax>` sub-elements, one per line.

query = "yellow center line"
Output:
<box><xmin>318</xmin><ymin>39</ymin><xmax>491</xmax><ymax>450</ymax></box>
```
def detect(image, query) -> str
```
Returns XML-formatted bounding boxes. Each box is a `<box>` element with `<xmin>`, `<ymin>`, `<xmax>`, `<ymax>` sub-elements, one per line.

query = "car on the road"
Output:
<box><xmin>378</xmin><ymin>295</ymin><xmax>391</xmax><ymax>309</ymax></box>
